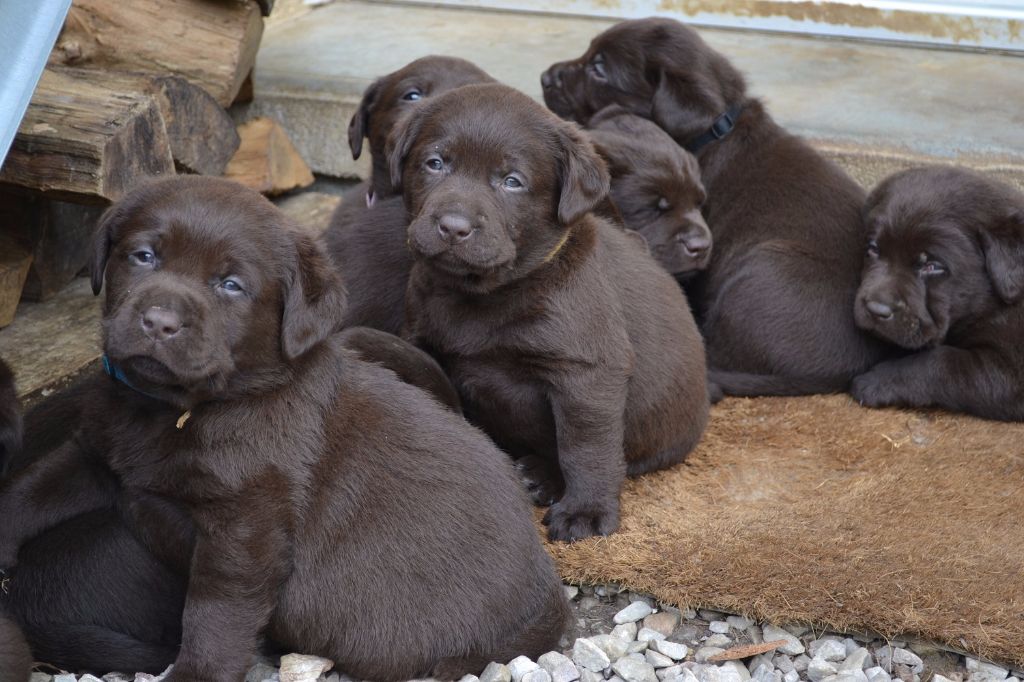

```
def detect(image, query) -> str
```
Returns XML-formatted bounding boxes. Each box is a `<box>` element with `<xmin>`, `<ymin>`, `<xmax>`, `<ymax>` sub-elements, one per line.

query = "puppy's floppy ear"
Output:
<box><xmin>89</xmin><ymin>203</ymin><xmax>128</xmax><ymax>295</ymax></box>
<box><xmin>650</xmin><ymin>67</ymin><xmax>725</xmax><ymax>144</ymax></box>
<box><xmin>555</xmin><ymin>122</ymin><xmax>611</xmax><ymax>225</ymax></box>
<box><xmin>348</xmin><ymin>79</ymin><xmax>381</xmax><ymax>160</ymax></box>
<box><xmin>281</xmin><ymin>233</ymin><xmax>349</xmax><ymax>360</ymax></box>
<box><xmin>585</xmin><ymin>130</ymin><xmax>629</xmax><ymax>178</ymax></box>
<box><xmin>980</xmin><ymin>210</ymin><xmax>1024</xmax><ymax>304</ymax></box>
<box><xmin>386</xmin><ymin>104</ymin><xmax>429</xmax><ymax>194</ymax></box>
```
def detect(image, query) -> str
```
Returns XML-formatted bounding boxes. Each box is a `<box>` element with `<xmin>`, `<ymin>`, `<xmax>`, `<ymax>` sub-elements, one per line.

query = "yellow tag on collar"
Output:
<box><xmin>176</xmin><ymin>410</ymin><xmax>192</xmax><ymax>430</ymax></box>
<box><xmin>543</xmin><ymin>230</ymin><xmax>571</xmax><ymax>264</ymax></box>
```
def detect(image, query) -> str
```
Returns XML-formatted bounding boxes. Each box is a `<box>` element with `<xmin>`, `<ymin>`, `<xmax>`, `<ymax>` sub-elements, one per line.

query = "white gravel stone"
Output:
<box><xmin>682</xmin><ymin>608</ymin><xmax>699</xmax><ymax>620</ymax></box>
<box><xmin>523</xmin><ymin>670</ymin><xmax>553</xmax><ymax>682</ymax></box>
<box><xmin>481</xmin><ymin>663</ymin><xmax>512</xmax><ymax>682</ymax></box>
<box><xmin>104</xmin><ymin>676</ymin><xmax>130</xmax><ymax>682</ymax></box>
<box><xmin>279</xmin><ymin>654</ymin><xmax>334</xmax><ymax>682</ymax></box>
<box><xmin>664</xmin><ymin>668</ymin><xmax>701</xmax><ymax>682</ymax></box>
<box><xmin>808</xmin><ymin>658</ymin><xmax>839</xmax><ymax>682</ymax></box>
<box><xmin>630</xmin><ymin>641</ymin><xmax>651</xmax><ymax>654</ymax></box>
<box><xmin>247</xmin><ymin>664</ymin><xmax>281</xmax><ymax>682</ymax></box>
<box><xmin>810</xmin><ymin>640</ymin><xmax>848</xmax><ymax>662</ymax></box>
<box><xmin>133</xmin><ymin>675</ymin><xmax>166</xmax><ymax>682</ymax></box>
<box><xmin>932</xmin><ymin>676</ymin><xmax>957</xmax><ymax>682</ymax></box>
<box><xmin>783</xmin><ymin>673</ymin><xmax>799</xmax><ymax>682</ymax></box>
<box><xmin>30</xmin><ymin>676</ymin><xmax>54</xmax><ymax>682</ymax></box>
<box><xmin>704</xmin><ymin>635</ymin><xmax>733</xmax><ymax>648</ymax></box>
<box><xmin>965</xmin><ymin>659</ymin><xmax>1009</xmax><ymax>681</ymax></box>
<box><xmin>745</xmin><ymin>626</ymin><xmax>764</xmax><ymax>645</ymax></box>
<box><xmin>565</xmin><ymin>586</ymin><xmax>580</xmax><ymax>600</ymax></box>
<box><xmin>727</xmin><ymin>616</ymin><xmax>754</xmax><ymax>630</ymax></box>
<box><xmin>650</xmin><ymin>639</ymin><xmax>689</xmax><ymax>661</ymax></box>
<box><xmin>892</xmin><ymin>648</ymin><xmax>923</xmax><ymax>672</ymax></box>
<box><xmin>793</xmin><ymin>656</ymin><xmax>811</xmax><ymax>673</ymax></box>
<box><xmin>539</xmin><ymin>651</ymin><xmax>581</xmax><ymax>682</ymax></box>
<box><xmin>613</xmin><ymin>658</ymin><xmax>660</xmax><ymax>682</ymax></box>
<box><xmin>751</xmin><ymin>663</ymin><xmax>774</xmax><ymax>682</ymax></box>
<box><xmin>645</xmin><ymin>612</ymin><xmax>682</xmax><ymax>637</ymax></box>
<box><xmin>509</xmin><ymin>656</ymin><xmax>541</xmax><ymax>682</ymax></box>
<box><xmin>709</xmin><ymin>621</ymin><xmax>731</xmax><ymax>634</ymax></box>
<box><xmin>864</xmin><ymin>667</ymin><xmax>891</xmax><ymax>682</ymax></box>
<box><xmin>725</xmin><ymin>662</ymin><xmax>752</xmax><ymax>682</ymax></box>
<box><xmin>843</xmin><ymin>639</ymin><xmax>861</xmax><ymax>657</ymax></box>
<box><xmin>591</xmin><ymin>634</ymin><xmax>630</xmax><ymax>661</ymax></box>
<box><xmin>579</xmin><ymin>670</ymin><xmax>604</xmax><ymax>682</ymax></box>
<box><xmin>762</xmin><ymin>625</ymin><xmax>806</xmax><ymax>656</ymax></box>
<box><xmin>839</xmin><ymin>648</ymin><xmax>873</xmax><ymax>672</ymax></box>
<box><xmin>616</xmin><ymin>602</ymin><xmax>656</xmax><ymax>624</ymax></box>
<box><xmin>613</xmin><ymin>623</ymin><xmax>640</xmax><ymax>642</ymax></box>
<box><xmin>639</xmin><ymin>628</ymin><xmax>668</xmax><ymax>643</ymax></box>
<box><xmin>773</xmin><ymin>656</ymin><xmax>795</xmax><ymax>674</ymax></box>
<box><xmin>573</xmin><ymin>638</ymin><xmax>612</xmax><ymax>672</ymax></box>
<box><xmin>79</xmin><ymin>677</ymin><xmax>103</xmax><ymax>682</ymax></box>
<box><xmin>55</xmin><ymin>676</ymin><xmax>77</xmax><ymax>682</ymax></box>
<box><xmin>647</xmin><ymin>650</ymin><xmax>676</xmax><ymax>669</ymax></box>
<box><xmin>459</xmin><ymin>676</ymin><xmax>480</xmax><ymax>682</ymax></box>
<box><xmin>748</xmin><ymin>655</ymin><xmax>774</xmax><ymax>674</ymax></box>
<box><xmin>694</xmin><ymin>647</ymin><xmax>727</xmax><ymax>663</ymax></box>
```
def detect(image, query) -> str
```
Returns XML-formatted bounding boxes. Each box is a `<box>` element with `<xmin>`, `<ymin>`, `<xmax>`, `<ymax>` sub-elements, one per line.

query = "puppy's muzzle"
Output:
<box><xmin>142</xmin><ymin>307</ymin><xmax>183</xmax><ymax>342</ymax></box>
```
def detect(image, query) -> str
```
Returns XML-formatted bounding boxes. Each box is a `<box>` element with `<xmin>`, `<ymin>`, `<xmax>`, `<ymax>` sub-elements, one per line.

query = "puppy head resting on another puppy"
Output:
<box><xmin>855</xmin><ymin>167</ymin><xmax>1024</xmax><ymax>349</ymax></box>
<box><xmin>541</xmin><ymin>18</ymin><xmax>746</xmax><ymax>147</ymax></box>
<box><xmin>389</xmin><ymin>82</ymin><xmax>610</xmax><ymax>294</ymax></box>
<box><xmin>349</xmin><ymin>56</ymin><xmax>495</xmax><ymax>202</ymax></box>
<box><xmin>586</xmin><ymin>105</ymin><xmax>711</xmax><ymax>274</ymax></box>
<box><xmin>90</xmin><ymin>176</ymin><xmax>347</xmax><ymax>409</ymax></box>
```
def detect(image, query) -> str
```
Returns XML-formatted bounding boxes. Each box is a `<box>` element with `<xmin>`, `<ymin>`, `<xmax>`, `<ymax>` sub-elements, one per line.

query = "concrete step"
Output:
<box><xmin>239</xmin><ymin>0</ymin><xmax>1024</xmax><ymax>191</ymax></box>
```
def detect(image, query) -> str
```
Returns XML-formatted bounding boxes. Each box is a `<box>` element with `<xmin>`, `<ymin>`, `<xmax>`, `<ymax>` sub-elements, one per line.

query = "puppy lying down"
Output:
<box><xmin>393</xmin><ymin>83</ymin><xmax>710</xmax><ymax>542</ymax></box>
<box><xmin>0</xmin><ymin>177</ymin><xmax>568</xmax><ymax>681</ymax></box>
<box><xmin>852</xmin><ymin>167</ymin><xmax>1024</xmax><ymax>421</ymax></box>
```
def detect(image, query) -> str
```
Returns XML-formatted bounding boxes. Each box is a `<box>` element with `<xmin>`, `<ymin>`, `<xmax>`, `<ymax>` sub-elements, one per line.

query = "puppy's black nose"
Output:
<box><xmin>142</xmin><ymin>307</ymin><xmax>182</xmax><ymax>341</ymax></box>
<box><xmin>541</xmin><ymin>69</ymin><xmax>554</xmax><ymax>90</ymax></box>
<box><xmin>437</xmin><ymin>214</ymin><xmax>474</xmax><ymax>242</ymax></box>
<box><xmin>865</xmin><ymin>300</ymin><xmax>894</xmax><ymax>321</ymax></box>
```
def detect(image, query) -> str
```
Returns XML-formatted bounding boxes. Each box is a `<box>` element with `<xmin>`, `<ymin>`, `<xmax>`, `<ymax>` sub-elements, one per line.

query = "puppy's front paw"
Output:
<box><xmin>543</xmin><ymin>497</ymin><xmax>619</xmax><ymax>542</ymax></box>
<box><xmin>514</xmin><ymin>456</ymin><xmax>564</xmax><ymax>507</ymax></box>
<box><xmin>850</xmin><ymin>369</ymin><xmax>900</xmax><ymax>408</ymax></box>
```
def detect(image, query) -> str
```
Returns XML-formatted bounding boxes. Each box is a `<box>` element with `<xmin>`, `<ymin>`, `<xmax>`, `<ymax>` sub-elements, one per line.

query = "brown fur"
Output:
<box><xmin>585</xmin><ymin>105</ymin><xmax>711</xmax><ymax>276</ymax></box>
<box><xmin>0</xmin><ymin>613</ymin><xmax>31</xmax><ymax>682</ymax></box>
<box><xmin>391</xmin><ymin>83</ymin><xmax>709</xmax><ymax>542</ymax></box>
<box><xmin>0</xmin><ymin>177</ymin><xmax>568</xmax><ymax>681</ymax></box>
<box><xmin>542</xmin><ymin>18</ymin><xmax>890</xmax><ymax>396</ymax></box>
<box><xmin>851</xmin><ymin>166</ymin><xmax>1024</xmax><ymax>421</ymax></box>
<box><xmin>348</xmin><ymin>55</ymin><xmax>494</xmax><ymax>202</ymax></box>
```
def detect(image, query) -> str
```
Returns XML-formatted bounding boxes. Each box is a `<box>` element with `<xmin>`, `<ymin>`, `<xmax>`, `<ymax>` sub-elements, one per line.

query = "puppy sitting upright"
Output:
<box><xmin>852</xmin><ymin>167</ymin><xmax>1024</xmax><ymax>421</ymax></box>
<box><xmin>585</xmin><ymin>105</ymin><xmax>711</xmax><ymax>276</ymax></box>
<box><xmin>0</xmin><ymin>177</ymin><xmax>568</xmax><ymax>680</ymax></box>
<box><xmin>393</xmin><ymin>83</ymin><xmax>709</xmax><ymax>542</ymax></box>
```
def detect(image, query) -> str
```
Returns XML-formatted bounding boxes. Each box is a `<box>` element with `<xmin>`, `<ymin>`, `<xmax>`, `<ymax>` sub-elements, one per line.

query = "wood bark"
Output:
<box><xmin>49</xmin><ymin>0</ymin><xmax>264</xmax><ymax>108</ymax></box>
<box><xmin>0</xmin><ymin>69</ymin><xmax>174</xmax><ymax>202</ymax></box>
<box><xmin>0</xmin><ymin>238</ymin><xmax>33</xmax><ymax>328</ymax></box>
<box><xmin>224</xmin><ymin>117</ymin><xmax>314</xmax><ymax>196</ymax></box>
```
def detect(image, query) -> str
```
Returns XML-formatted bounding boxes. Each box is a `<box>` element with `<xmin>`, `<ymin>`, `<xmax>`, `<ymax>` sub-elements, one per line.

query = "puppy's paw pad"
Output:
<box><xmin>514</xmin><ymin>456</ymin><xmax>563</xmax><ymax>507</ymax></box>
<box><xmin>543</xmin><ymin>501</ymin><xmax>620</xmax><ymax>543</ymax></box>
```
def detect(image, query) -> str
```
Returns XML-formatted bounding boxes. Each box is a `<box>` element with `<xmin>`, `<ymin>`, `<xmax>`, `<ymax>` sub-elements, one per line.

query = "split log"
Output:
<box><xmin>224</xmin><ymin>117</ymin><xmax>314</xmax><ymax>196</ymax></box>
<box><xmin>275</xmin><ymin>191</ymin><xmax>342</xmax><ymax>239</ymax></box>
<box><xmin>0</xmin><ymin>239</ymin><xmax>33</xmax><ymax>328</ymax></box>
<box><xmin>0</xmin><ymin>69</ymin><xmax>174</xmax><ymax>202</ymax></box>
<box><xmin>49</xmin><ymin>0</ymin><xmax>264</xmax><ymax>108</ymax></box>
<box><xmin>49</xmin><ymin>66</ymin><xmax>240</xmax><ymax>175</ymax></box>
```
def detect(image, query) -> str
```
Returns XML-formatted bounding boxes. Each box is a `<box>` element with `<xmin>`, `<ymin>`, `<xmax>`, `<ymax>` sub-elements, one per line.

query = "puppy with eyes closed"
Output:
<box><xmin>851</xmin><ymin>167</ymin><xmax>1024</xmax><ymax>421</ymax></box>
<box><xmin>326</xmin><ymin>55</ymin><xmax>495</xmax><ymax>334</ymax></box>
<box><xmin>392</xmin><ymin>83</ymin><xmax>710</xmax><ymax>542</ymax></box>
<box><xmin>584</xmin><ymin>105</ymin><xmax>711</xmax><ymax>278</ymax></box>
<box><xmin>0</xmin><ymin>176</ymin><xmax>569</xmax><ymax>682</ymax></box>
<box><xmin>542</xmin><ymin>18</ymin><xmax>890</xmax><ymax>397</ymax></box>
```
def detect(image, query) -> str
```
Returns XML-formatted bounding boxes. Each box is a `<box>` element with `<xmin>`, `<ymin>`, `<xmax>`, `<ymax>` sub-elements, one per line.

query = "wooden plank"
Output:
<box><xmin>0</xmin><ymin>69</ymin><xmax>174</xmax><ymax>202</ymax></box>
<box><xmin>49</xmin><ymin>0</ymin><xmax>264</xmax><ymax>108</ymax></box>
<box><xmin>275</xmin><ymin>191</ymin><xmax>342</xmax><ymax>239</ymax></box>
<box><xmin>48</xmin><ymin>66</ymin><xmax>241</xmax><ymax>175</ymax></box>
<box><xmin>0</xmin><ymin>238</ymin><xmax>33</xmax><ymax>329</ymax></box>
<box><xmin>224</xmin><ymin>117</ymin><xmax>314</xmax><ymax>196</ymax></box>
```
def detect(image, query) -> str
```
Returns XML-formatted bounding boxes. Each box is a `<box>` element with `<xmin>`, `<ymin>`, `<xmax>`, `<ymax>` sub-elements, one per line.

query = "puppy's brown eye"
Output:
<box><xmin>866</xmin><ymin>240</ymin><xmax>880</xmax><ymax>258</ymax></box>
<box><xmin>402</xmin><ymin>88</ymin><xmax>422</xmax><ymax>102</ymax></box>
<box><xmin>657</xmin><ymin>197</ymin><xmax>670</xmax><ymax>212</ymax></box>
<box><xmin>129</xmin><ymin>249</ymin><xmax>155</xmax><ymax>266</ymax></box>
<box><xmin>425</xmin><ymin>157</ymin><xmax>444</xmax><ymax>173</ymax></box>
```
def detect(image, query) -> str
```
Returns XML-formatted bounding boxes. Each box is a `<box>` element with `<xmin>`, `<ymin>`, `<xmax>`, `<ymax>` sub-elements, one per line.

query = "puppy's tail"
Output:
<box><xmin>0</xmin><ymin>614</ymin><xmax>32</xmax><ymax>682</ymax></box>
<box><xmin>708</xmin><ymin>369</ymin><xmax>850</xmax><ymax>398</ymax></box>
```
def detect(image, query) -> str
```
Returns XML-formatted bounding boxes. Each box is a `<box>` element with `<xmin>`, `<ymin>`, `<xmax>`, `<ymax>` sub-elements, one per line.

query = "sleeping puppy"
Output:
<box><xmin>348</xmin><ymin>55</ymin><xmax>495</xmax><ymax>203</ymax></box>
<box><xmin>392</xmin><ymin>83</ymin><xmax>709</xmax><ymax>542</ymax></box>
<box><xmin>542</xmin><ymin>18</ymin><xmax>889</xmax><ymax>396</ymax></box>
<box><xmin>585</xmin><ymin>105</ymin><xmax>711</xmax><ymax>276</ymax></box>
<box><xmin>0</xmin><ymin>177</ymin><xmax>568</xmax><ymax>680</ymax></box>
<box><xmin>0</xmin><ymin>613</ymin><xmax>31</xmax><ymax>682</ymax></box>
<box><xmin>851</xmin><ymin>167</ymin><xmax>1024</xmax><ymax>421</ymax></box>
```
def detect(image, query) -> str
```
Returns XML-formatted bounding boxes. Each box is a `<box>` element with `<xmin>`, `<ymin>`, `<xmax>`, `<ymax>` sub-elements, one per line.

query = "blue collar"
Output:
<box><xmin>102</xmin><ymin>354</ymin><xmax>162</xmax><ymax>401</ymax></box>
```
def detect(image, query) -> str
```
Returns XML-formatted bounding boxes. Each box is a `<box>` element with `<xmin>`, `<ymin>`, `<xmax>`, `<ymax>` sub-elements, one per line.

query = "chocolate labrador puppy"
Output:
<box><xmin>0</xmin><ymin>359</ymin><xmax>20</xmax><ymax>477</ymax></box>
<box><xmin>851</xmin><ymin>167</ymin><xmax>1024</xmax><ymax>421</ymax></box>
<box><xmin>0</xmin><ymin>177</ymin><xmax>568</xmax><ymax>681</ymax></box>
<box><xmin>0</xmin><ymin>613</ymin><xmax>31</xmax><ymax>682</ymax></box>
<box><xmin>542</xmin><ymin>18</ymin><xmax>888</xmax><ymax>396</ymax></box>
<box><xmin>392</xmin><ymin>83</ymin><xmax>709</xmax><ymax>542</ymax></box>
<box><xmin>348</xmin><ymin>55</ymin><xmax>495</xmax><ymax>203</ymax></box>
<box><xmin>585</xmin><ymin>105</ymin><xmax>711</xmax><ymax>276</ymax></box>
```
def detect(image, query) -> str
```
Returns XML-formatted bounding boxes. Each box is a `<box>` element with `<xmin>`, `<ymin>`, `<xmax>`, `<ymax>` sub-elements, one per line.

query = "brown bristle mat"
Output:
<box><xmin>543</xmin><ymin>395</ymin><xmax>1024</xmax><ymax>667</ymax></box>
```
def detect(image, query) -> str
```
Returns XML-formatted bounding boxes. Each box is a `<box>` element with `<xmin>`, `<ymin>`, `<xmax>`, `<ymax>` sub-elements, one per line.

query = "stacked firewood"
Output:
<box><xmin>0</xmin><ymin>0</ymin><xmax>315</xmax><ymax>326</ymax></box>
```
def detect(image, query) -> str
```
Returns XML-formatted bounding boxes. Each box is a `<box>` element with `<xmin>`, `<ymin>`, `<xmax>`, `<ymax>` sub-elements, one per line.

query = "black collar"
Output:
<box><xmin>684</xmin><ymin>104</ymin><xmax>744</xmax><ymax>153</ymax></box>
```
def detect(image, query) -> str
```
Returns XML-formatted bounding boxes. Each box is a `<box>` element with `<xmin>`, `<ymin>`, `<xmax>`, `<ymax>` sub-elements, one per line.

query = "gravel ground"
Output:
<box><xmin>28</xmin><ymin>583</ymin><xmax>1023</xmax><ymax>682</ymax></box>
